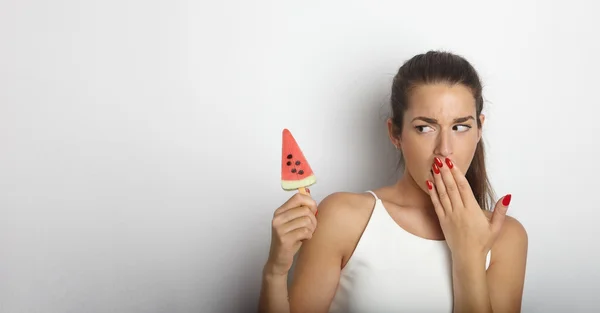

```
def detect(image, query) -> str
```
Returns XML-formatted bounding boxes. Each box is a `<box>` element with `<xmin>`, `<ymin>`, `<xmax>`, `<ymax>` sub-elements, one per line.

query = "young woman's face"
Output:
<box><xmin>396</xmin><ymin>83</ymin><xmax>484</xmax><ymax>191</ymax></box>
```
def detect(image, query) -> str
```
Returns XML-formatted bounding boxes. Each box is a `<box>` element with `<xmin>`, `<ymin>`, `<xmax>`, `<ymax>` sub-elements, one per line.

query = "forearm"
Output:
<box><xmin>452</xmin><ymin>254</ymin><xmax>493</xmax><ymax>313</ymax></box>
<box><xmin>258</xmin><ymin>266</ymin><xmax>290</xmax><ymax>313</ymax></box>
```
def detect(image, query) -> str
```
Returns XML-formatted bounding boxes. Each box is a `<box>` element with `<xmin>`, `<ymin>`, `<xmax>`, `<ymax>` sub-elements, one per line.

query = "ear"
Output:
<box><xmin>477</xmin><ymin>113</ymin><xmax>486</xmax><ymax>142</ymax></box>
<box><xmin>386</xmin><ymin>117</ymin><xmax>401</xmax><ymax>149</ymax></box>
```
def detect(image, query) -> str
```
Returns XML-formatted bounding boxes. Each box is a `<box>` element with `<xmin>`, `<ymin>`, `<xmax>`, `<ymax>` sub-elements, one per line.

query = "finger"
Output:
<box><xmin>432</xmin><ymin>160</ymin><xmax>453</xmax><ymax>213</ymax></box>
<box><xmin>426</xmin><ymin>180</ymin><xmax>445</xmax><ymax>218</ymax></box>
<box><xmin>446</xmin><ymin>158</ymin><xmax>478</xmax><ymax>207</ymax></box>
<box><xmin>274</xmin><ymin>206</ymin><xmax>316</xmax><ymax>228</ymax></box>
<box><xmin>274</xmin><ymin>193</ymin><xmax>318</xmax><ymax>216</ymax></box>
<box><xmin>287</xmin><ymin>227</ymin><xmax>314</xmax><ymax>242</ymax></box>
<box><xmin>281</xmin><ymin>215</ymin><xmax>316</xmax><ymax>235</ymax></box>
<box><xmin>491</xmin><ymin>194</ymin><xmax>511</xmax><ymax>235</ymax></box>
<box><xmin>438</xmin><ymin>157</ymin><xmax>464</xmax><ymax>210</ymax></box>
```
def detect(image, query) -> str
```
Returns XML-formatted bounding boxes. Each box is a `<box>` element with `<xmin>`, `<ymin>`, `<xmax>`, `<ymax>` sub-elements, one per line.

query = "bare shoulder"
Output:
<box><xmin>317</xmin><ymin>191</ymin><xmax>375</xmax><ymax>219</ymax></box>
<box><xmin>313</xmin><ymin>192</ymin><xmax>376</xmax><ymax>244</ymax></box>
<box><xmin>501</xmin><ymin>215</ymin><xmax>528</xmax><ymax>242</ymax></box>
<box><xmin>483</xmin><ymin>210</ymin><xmax>528</xmax><ymax>261</ymax></box>
<box><xmin>483</xmin><ymin>211</ymin><xmax>528</xmax><ymax>244</ymax></box>
<box><xmin>498</xmin><ymin>214</ymin><xmax>528</xmax><ymax>256</ymax></box>
<box><xmin>305</xmin><ymin>191</ymin><xmax>377</xmax><ymax>265</ymax></box>
<box><xmin>288</xmin><ymin>191</ymin><xmax>378</xmax><ymax>311</ymax></box>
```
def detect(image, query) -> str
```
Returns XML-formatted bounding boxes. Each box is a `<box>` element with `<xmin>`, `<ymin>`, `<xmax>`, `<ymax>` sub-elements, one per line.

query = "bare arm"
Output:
<box><xmin>258</xmin><ymin>268</ymin><xmax>291</xmax><ymax>313</ymax></box>
<box><xmin>486</xmin><ymin>216</ymin><xmax>528</xmax><ymax>312</ymax></box>
<box><xmin>451</xmin><ymin>253</ymin><xmax>493</xmax><ymax>312</ymax></box>
<box><xmin>289</xmin><ymin>193</ymin><xmax>354</xmax><ymax>313</ymax></box>
<box><xmin>258</xmin><ymin>192</ymin><xmax>359</xmax><ymax>313</ymax></box>
<box><xmin>257</xmin><ymin>193</ymin><xmax>318</xmax><ymax>313</ymax></box>
<box><xmin>452</xmin><ymin>216</ymin><xmax>528</xmax><ymax>313</ymax></box>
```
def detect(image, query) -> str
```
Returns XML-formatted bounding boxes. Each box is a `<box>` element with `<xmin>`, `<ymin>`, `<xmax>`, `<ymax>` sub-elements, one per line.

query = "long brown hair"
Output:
<box><xmin>390</xmin><ymin>51</ymin><xmax>496</xmax><ymax>211</ymax></box>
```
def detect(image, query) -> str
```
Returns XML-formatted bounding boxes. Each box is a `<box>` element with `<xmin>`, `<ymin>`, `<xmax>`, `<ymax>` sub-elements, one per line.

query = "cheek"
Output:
<box><xmin>455</xmin><ymin>134</ymin><xmax>480</xmax><ymax>168</ymax></box>
<box><xmin>400</xmin><ymin>135</ymin><xmax>434</xmax><ymax>168</ymax></box>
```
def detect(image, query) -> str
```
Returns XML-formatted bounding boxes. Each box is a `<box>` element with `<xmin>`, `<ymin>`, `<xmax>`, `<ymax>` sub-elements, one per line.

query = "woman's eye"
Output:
<box><xmin>453</xmin><ymin>124</ymin><xmax>472</xmax><ymax>132</ymax></box>
<box><xmin>415</xmin><ymin>125</ymin><xmax>434</xmax><ymax>133</ymax></box>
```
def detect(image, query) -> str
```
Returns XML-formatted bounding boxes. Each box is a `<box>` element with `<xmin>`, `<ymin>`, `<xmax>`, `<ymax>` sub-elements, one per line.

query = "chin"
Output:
<box><xmin>415</xmin><ymin>173</ymin><xmax>433</xmax><ymax>193</ymax></box>
<box><xmin>405</xmin><ymin>166</ymin><xmax>433</xmax><ymax>191</ymax></box>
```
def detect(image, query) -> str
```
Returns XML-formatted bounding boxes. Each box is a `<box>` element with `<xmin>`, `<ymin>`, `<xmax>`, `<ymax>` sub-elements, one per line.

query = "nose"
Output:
<box><xmin>434</xmin><ymin>130</ymin><xmax>452</xmax><ymax>157</ymax></box>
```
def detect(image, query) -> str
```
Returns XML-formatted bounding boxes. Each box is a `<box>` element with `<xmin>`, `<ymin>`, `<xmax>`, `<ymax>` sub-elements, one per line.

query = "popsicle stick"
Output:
<box><xmin>298</xmin><ymin>187</ymin><xmax>317</xmax><ymax>216</ymax></box>
<box><xmin>298</xmin><ymin>187</ymin><xmax>309</xmax><ymax>196</ymax></box>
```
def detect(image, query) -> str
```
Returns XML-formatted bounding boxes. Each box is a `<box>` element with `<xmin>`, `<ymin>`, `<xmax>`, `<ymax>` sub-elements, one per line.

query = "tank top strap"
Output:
<box><xmin>366</xmin><ymin>190</ymin><xmax>379</xmax><ymax>200</ymax></box>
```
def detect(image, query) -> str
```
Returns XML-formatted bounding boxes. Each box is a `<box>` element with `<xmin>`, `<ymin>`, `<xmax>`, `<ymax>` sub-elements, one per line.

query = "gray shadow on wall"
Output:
<box><xmin>358</xmin><ymin>89</ymin><xmax>404</xmax><ymax>191</ymax></box>
<box><xmin>339</xmin><ymin>70</ymin><xmax>405</xmax><ymax>193</ymax></box>
<box><xmin>283</xmin><ymin>68</ymin><xmax>405</xmax><ymax>286</ymax></box>
<box><xmin>237</xmin><ymin>62</ymin><xmax>410</xmax><ymax>313</ymax></box>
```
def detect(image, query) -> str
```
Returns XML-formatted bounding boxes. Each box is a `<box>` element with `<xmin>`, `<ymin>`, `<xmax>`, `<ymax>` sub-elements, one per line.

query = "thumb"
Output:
<box><xmin>490</xmin><ymin>194</ymin><xmax>511</xmax><ymax>234</ymax></box>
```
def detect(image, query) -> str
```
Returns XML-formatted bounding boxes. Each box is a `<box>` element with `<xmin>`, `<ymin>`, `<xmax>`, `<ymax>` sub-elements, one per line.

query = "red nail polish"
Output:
<box><xmin>426</xmin><ymin>180</ymin><xmax>433</xmax><ymax>190</ymax></box>
<box><xmin>502</xmin><ymin>194</ymin><xmax>512</xmax><ymax>206</ymax></box>
<box><xmin>434</xmin><ymin>157</ymin><xmax>443</xmax><ymax>168</ymax></box>
<box><xmin>432</xmin><ymin>163</ymin><xmax>440</xmax><ymax>174</ymax></box>
<box><xmin>445</xmin><ymin>158</ymin><xmax>454</xmax><ymax>169</ymax></box>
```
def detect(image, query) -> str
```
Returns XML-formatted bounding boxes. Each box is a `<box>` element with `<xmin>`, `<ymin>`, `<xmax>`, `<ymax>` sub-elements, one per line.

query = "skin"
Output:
<box><xmin>258</xmin><ymin>83</ymin><xmax>528</xmax><ymax>313</ymax></box>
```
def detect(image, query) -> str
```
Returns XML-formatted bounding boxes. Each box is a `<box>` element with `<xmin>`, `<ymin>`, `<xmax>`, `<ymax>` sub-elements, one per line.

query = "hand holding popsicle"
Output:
<box><xmin>266</xmin><ymin>193</ymin><xmax>318</xmax><ymax>276</ymax></box>
<box><xmin>264</xmin><ymin>129</ymin><xmax>318</xmax><ymax>276</ymax></box>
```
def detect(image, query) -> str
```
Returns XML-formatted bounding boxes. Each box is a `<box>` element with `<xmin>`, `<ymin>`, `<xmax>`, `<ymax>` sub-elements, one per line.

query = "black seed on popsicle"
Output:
<box><xmin>291</xmin><ymin>168</ymin><xmax>297</xmax><ymax>173</ymax></box>
<box><xmin>298</xmin><ymin>170</ymin><xmax>304</xmax><ymax>175</ymax></box>
<box><xmin>286</xmin><ymin>161</ymin><xmax>292</xmax><ymax>166</ymax></box>
<box><xmin>295</xmin><ymin>161</ymin><xmax>301</xmax><ymax>165</ymax></box>
<box><xmin>287</xmin><ymin>154</ymin><xmax>293</xmax><ymax>159</ymax></box>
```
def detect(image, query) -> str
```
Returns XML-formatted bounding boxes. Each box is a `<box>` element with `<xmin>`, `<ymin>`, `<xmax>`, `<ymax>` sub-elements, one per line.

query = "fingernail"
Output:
<box><xmin>445</xmin><ymin>158</ymin><xmax>454</xmax><ymax>169</ymax></box>
<box><xmin>306</xmin><ymin>188</ymin><xmax>311</xmax><ymax>194</ymax></box>
<box><xmin>502</xmin><ymin>194</ymin><xmax>512</xmax><ymax>206</ymax></box>
<box><xmin>432</xmin><ymin>163</ymin><xmax>440</xmax><ymax>174</ymax></box>
<box><xmin>315</xmin><ymin>210</ymin><xmax>318</xmax><ymax>217</ymax></box>
<box><xmin>434</xmin><ymin>157</ymin><xmax>443</xmax><ymax>168</ymax></box>
<box><xmin>426</xmin><ymin>180</ymin><xmax>433</xmax><ymax>190</ymax></box>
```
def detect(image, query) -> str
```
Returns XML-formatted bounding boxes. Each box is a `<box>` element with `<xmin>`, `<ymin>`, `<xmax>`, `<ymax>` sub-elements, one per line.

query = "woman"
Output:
<box><xmin>258</xmin><ymin>51</ymin><xmax>528</xmax><ymax>313</ymax></box>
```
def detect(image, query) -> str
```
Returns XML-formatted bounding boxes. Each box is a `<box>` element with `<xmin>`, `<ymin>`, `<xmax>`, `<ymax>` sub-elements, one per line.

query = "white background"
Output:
<box><xmin>1</xmin><ymin>0</ymin><xmax>599</xmax><ymax>312</ymax></box>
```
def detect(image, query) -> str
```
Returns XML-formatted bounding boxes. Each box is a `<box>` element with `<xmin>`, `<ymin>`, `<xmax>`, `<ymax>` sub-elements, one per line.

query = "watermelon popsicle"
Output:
<box><xmin>281</xmin><ymin>128</ymin><xmax>316</xmax><ymax>195</ymax></box>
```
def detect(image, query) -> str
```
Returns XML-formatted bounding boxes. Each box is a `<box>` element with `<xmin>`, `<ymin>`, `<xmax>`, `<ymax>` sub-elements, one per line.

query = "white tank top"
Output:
<box><xmin>328</xmin><ymin>191</ymin><xmax>491</xmax><ymax>313</ymax></box>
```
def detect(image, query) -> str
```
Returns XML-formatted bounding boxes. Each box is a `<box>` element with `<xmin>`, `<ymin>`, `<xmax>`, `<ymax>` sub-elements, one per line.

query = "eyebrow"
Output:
<box><xmin>411</xmin><ymin>116</ymin><xmax>475</xmax><ymax>124</ymax></box>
